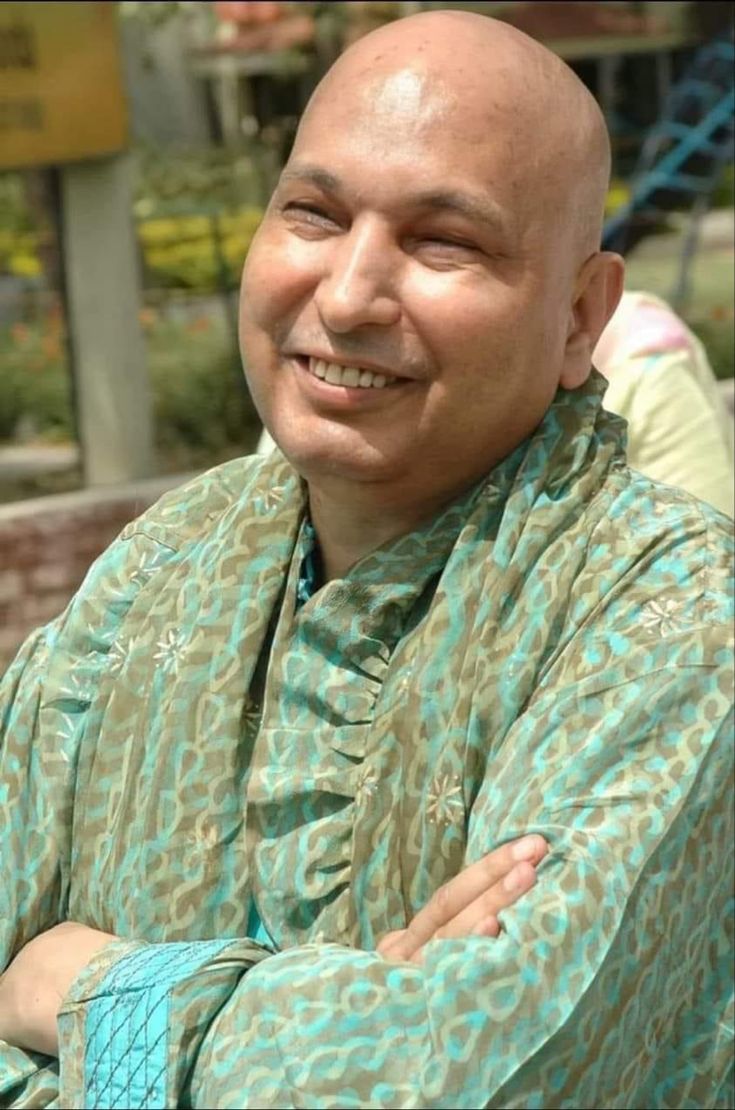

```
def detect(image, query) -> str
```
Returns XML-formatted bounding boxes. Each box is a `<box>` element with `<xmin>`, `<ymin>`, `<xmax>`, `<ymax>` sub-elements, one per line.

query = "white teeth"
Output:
<box><xmin>307</xmin><ymin>357</ymin><xmax>397</xmax><ymax>389</ymax></box>
<box><xmin>341</xmin><ymin>366</ymin><xmax>360</xmax><ymax>387</ymax></box>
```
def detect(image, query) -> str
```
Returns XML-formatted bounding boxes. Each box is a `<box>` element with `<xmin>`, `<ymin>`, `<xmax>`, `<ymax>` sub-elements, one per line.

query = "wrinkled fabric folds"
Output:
<box><xmin>0</xmin><ymin>375</ymin><xmax>732</xmax><ymax>1109</ymax></box>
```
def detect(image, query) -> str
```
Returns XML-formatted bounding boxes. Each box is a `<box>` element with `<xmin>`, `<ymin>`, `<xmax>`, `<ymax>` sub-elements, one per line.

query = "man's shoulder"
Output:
<box><xmin>119</xmin><ymin>452</ymin><xmax>297</xmax><ymax>552</ymax></box>
<box><xmin>73</xmin><ymin>450</ymin><xmax>298</xmax><ymax>607</ymax></box>
<box><xmin>507</xmin><ymin>466</ymin><xmax>733</xmax><ymax>697</ymax></box>
<box><xmin>26</xmin><ymin>452</ymin><xmax>300</xmax><ymax>684</ymax></box>
<box><xmin>601</xmin><ymin>464</ymin><xmax>733</xmax><ymax>551</ymax></box>
<box><xmin>572</xmin><ymin>464</ymin><xmax>733</xmax><ymax>637</ymax></box>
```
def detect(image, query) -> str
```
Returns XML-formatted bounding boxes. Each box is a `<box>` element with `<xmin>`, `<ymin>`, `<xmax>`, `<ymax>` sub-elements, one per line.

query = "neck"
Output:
<box><xmin>307</xmin><ymin>478</ymin><xmax>467</xmax><ymax>581</ymax></box>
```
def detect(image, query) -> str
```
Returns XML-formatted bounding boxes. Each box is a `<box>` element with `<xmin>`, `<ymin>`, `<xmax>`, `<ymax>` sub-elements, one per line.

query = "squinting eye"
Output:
<box><xmin>283</xmin><ymin>202</ymin><xmax>339</xmax><ymax>228</ymax></box>
<box><xmin>423</xmin><ymin>237</ymin><xmax>475</xmax><ymax>251</ymax></box>
<box><xmin>413</xmin><ymin>237</ymin><xmax>480</xmax><ymax>265</ymax></box>
<box><xmin>287</xmin><ymin>202</ymin><xmax>325</xmax><ymax>217</ymax></box>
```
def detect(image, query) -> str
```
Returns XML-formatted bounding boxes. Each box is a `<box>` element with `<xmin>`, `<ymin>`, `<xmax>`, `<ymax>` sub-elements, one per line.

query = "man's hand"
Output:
<box><xmin>0</xmin><ymin>922</ymin><xmax>118</xmax><ymax>1057</ymax></box>
<box><xmin>0</xmin><ymin>840</ymin><xmax>547</xmax><ymax>1055</ymax></box>
<box><xmin>377</xmin><ymin>834</ymin><xmax>548</xmax><ymax>964</ymax></box>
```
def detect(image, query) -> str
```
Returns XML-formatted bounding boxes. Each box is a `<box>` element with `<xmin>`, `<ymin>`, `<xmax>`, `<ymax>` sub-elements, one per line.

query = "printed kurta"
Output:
<box><xmin>1</xmin><ymin>375</ymin><xmax>733</xmax><ymax>1109</ymax></box>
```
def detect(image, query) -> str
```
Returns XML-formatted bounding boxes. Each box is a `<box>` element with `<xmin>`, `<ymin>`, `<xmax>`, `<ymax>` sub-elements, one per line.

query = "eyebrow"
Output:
<box><xmin>279</xmin><ymin>165</ymin><xmax>341</xmax><ymax>193</ymax></box>
<box><xmin>279</xmin><ymin>165</ymin><xmax>509</xmax><ymax>235</ymax></box>
<box><xmin>411</xmin><ymin>189</ymin><xmax>509</xmax><ymax>235</ymax></box>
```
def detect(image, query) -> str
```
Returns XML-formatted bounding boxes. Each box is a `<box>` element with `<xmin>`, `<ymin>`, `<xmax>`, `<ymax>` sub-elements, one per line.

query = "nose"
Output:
<box><xmin>314</xmin><ymin>219</ymin><xmax>401</xmax><ymax>333</ymax></box>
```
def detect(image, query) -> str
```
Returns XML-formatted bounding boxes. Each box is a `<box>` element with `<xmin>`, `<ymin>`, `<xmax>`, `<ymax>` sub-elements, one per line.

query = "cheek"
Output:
<box><xmin>419</xmin><ymin>265</ymin><xmax>524</xmax><ymax>327</ymax></box>
<box><xmin>241</xmin><ymin>229</ymin><xmax>319</xmax><ymax>335</ymax></box>
<box><xmin>239</xmin><ymin>243</ymin><xmax>283</xmax><ymax>399</ymax></box>
<box><xmin>415</xmin><ymin>280</ymin><xmax>518</xmax><ymax>373</ymax></box>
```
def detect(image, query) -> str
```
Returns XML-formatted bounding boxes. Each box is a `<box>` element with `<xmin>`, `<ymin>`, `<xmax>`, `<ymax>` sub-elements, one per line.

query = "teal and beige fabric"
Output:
<box><xmin>1</xmin><ymin>376</ymin><xmax>733</xmax><ymax>1108</ymax></box>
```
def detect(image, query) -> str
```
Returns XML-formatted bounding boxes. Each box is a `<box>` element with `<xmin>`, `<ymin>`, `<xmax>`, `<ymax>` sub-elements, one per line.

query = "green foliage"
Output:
<box><xmin>0</xmin><ymin>312</ymin><xmax>261</xmax><ymax>453</ymax></box>
<box><xmin>132</xmin><ymin>147</ymin><xmax>267</xmax><ymax>290</ymax></box>
<box><xmin>133</xmin><ymin>146</ymin><xmax>263</xmax><ymax>216</ymax></box>
<box><xmin>145</xmin><ymin>314</ymin><xmax>259</xmax><ymax>452</ymax></box>
<box><xmin>711</xmin><ymin>163</ymin><xmax>734</xmax><ymax>209</ymax></box>
<box><xmin>0</xmin><ymin>319</ymin><xmax>73</xmax><ymax>441</ymax></box>
<box><xmin>687</xmin><ymin>316</ymin><xmax>735</xmax><ymax>381</ymax></box>
<box><xmin>138</xmin><ymin>209</ymin><xmax>263</xmax><ymax>291</ymax></box>
<box><xmin>0</xmin><ymin>150</ymin><xmax>266</xmax><ymax>289</ymax></box>
<box><xmin>0</xmin><ymin>174</ymin><xmax>44</xmax><ymax>278</ymax></box>
<box><xmin>0</xmin><ymin>175</ymin><xmax>33</xmax><ymax>234</ymax></box>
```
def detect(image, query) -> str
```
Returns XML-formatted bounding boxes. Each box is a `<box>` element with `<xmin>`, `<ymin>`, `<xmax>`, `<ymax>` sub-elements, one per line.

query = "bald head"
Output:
<box><xmin>241</xmin><ymin>6</ymin><xmax>624</xmax><ymax>516</ymax></box>
<box><xmin>298</xmin><ymin>9</ymin><xmax>611</xmax><ymax>260</ymax></box>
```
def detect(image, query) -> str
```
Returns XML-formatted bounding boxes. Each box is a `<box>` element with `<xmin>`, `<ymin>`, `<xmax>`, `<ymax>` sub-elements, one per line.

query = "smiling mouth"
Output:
<box><xmin>301</xmin><ymin>356</ymin><xmax>404</xmax><ymax>390</ymax></box>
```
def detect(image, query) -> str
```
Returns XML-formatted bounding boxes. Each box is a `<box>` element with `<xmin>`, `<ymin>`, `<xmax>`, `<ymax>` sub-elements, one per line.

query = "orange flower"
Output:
<box><xmin>42</xmin><ymin>334</ymin><xmax>61</xmax><ymax>360</ymax></box>
<box><xmin>45</xmin><ymin>304</ymin><xmax>64</xmax><ymax>334</ymax></box>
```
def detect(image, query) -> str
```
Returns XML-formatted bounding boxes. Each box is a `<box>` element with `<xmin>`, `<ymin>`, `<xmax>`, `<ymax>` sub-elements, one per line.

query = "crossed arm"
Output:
<box><xmin>2</xmin><ymin>679</ymin><xmax>732</xmax><ymax>1108</ymax></box>
<box><xmin>1</xmin><ymin>535</ymin><xmax>732</xmax><ymax>1106</ymax></box>
<box><xmin>0</xmin><ymin>833</ymin><xmax>548</xmax><ymax>1056</ymax></box>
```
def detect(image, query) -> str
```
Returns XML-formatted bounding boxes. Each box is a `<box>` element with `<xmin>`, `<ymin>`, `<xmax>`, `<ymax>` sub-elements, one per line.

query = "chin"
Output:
<box><xmin>274</xmin><ymin>426</ymin><xmax>401</xmax><ymax>485</ymax></box>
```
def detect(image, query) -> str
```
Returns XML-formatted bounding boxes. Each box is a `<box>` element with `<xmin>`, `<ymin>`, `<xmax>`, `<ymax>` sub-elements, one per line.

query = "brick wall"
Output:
<box><xmin>0</xmin><ymin>473</ymin><xmax>196</xmax><ymax>674</ymax></box>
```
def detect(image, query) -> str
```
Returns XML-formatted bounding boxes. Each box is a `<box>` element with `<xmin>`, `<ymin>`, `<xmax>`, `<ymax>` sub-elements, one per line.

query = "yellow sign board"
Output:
<box><xmin>0</xmin><ymin>2</ymin><xmax>128</xmax><ymax>170</ymax></box>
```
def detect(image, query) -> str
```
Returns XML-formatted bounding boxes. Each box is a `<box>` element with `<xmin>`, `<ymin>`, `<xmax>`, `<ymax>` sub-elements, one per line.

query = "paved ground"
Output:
<box><xmin>0</xmin><ymin>443</ymin><xmax>80</xmax><ymax>480</ymax></box>
<box><xmin>624</xmin><ymin>209</ymin><xmax>734</xmax><ymax>320</ymax></box>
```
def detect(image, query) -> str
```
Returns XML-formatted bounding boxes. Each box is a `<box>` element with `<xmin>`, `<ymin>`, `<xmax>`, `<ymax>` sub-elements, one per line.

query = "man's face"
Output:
<box><xmin>240</xmin><ymin>67</ymin><xmax>580</xmax><ymax>502</ymax></box>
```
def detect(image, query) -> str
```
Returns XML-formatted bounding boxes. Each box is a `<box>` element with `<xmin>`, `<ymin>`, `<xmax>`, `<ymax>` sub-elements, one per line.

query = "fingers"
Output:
<box><xmin>380</xmin><ymin>834</ymin><xmax>547</xmax><ymax>963</ymax></box>
<box><xmin>407</xmin><ymin>862</ymin><xmax>536</xmax><ymax>964</ymax></box>
<box><xmin>406</xmin><ymin>912</ymin><xmax>503</xmax><ymax>967</ymax></box>
<box><xmin>471</xmin><ymin>914</ymin><xmax>501</xmax><ymax>938</ymax></box>
<box><xmin>375</xmin><ymin>930</ymin><xmax>405</xmax><ymax>958</ymax></box>
<box><xmin>431</xmin><ymin>859</ymin><xmax>537</xmax><ymax>942</ymax></box>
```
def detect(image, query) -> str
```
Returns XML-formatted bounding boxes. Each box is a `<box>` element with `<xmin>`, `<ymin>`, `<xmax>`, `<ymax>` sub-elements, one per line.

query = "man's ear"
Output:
<box><xmin>560</xmin><ymin>251</ymin><xmax>625</xmax><ymax>389</ymax></box>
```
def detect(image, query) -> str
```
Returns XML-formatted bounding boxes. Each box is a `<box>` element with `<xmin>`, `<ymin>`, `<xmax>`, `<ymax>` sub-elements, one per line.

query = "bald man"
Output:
<box><xmin>0</xmin><ymin>12</ymin><xmax>732</xmax><ymax>1109</ymax></box>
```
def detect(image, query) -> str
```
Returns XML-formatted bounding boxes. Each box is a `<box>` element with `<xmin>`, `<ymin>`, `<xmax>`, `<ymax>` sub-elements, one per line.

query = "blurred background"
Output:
<box><xmin>0</xmin><ymin>0</ymin><xmax>733</xmax><ymax>668</ymax></box>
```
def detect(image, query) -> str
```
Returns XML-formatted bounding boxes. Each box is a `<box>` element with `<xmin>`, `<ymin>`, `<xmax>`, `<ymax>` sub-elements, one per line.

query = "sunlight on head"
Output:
<box><xmin>298</xmin><ymin>9</ymin><xmax>612</xmax><ymax>265</ymax></box>
<box><xmin>241</xmin><ymin>8</ymin><xmax>623</xmax><ymax>527</ymax></box>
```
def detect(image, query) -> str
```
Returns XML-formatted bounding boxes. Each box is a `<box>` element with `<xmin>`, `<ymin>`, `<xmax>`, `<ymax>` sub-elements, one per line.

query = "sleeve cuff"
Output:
<box><xmin>57</xmin><ymin>937</ymin><xmax>268</xmax><ymax>1109</ymax></box>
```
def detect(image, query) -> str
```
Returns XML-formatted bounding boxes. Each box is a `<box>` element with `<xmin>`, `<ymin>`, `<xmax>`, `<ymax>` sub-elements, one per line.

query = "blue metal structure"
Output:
<box><xmin>602</xmin><ymin>33</ymin><xmax>734</xmax><ymax>293</ymax></box>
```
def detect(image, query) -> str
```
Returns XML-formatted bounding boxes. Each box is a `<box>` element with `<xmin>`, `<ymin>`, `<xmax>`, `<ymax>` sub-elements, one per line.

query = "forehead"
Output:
<box><xmin>290</xmin><ymin>66</ymin><xmax>532</xmax><ymax>220</ymax></box>
<box><xmin>367</xmin><ymin>69</ymin><xmax>439</xmax><ymax>128</ymax></box>
<box><xmin>299</xmin><ymin>63</ymin><xmax>518</xmax><ymax>150</ymax></box>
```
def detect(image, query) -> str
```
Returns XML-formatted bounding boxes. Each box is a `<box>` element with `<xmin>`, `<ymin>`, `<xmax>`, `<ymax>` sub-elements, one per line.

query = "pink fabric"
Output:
<box><xmin>594</xmin><ymin>293</ymin><xmax>694</xmax><ymax>374</ymax></box>
<box><xmin>623</xmin><ymin>302</ymin><xmax>693</xmax><ymax>358</ymax></box>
